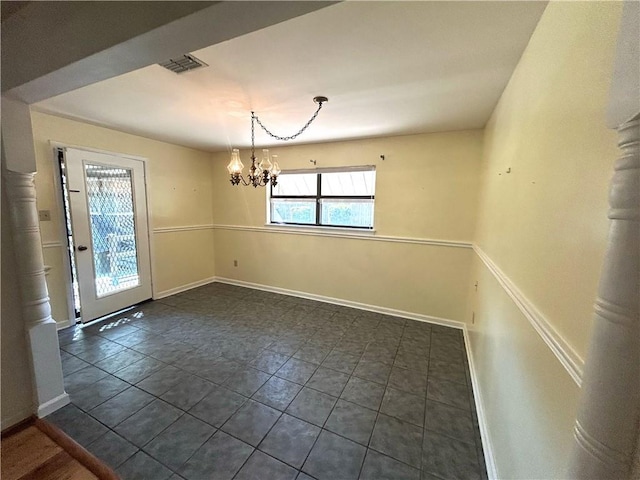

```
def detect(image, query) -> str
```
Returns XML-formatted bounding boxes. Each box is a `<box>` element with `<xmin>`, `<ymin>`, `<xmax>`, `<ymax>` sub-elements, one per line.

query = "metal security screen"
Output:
<box><xmin>85</xmin><ymin>164</ymin><xmax>140</xmax><ymax>297</ymax></box>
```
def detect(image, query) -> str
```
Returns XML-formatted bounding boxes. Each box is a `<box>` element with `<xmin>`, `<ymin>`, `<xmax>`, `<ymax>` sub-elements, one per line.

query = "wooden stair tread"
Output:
<box><xmin>19</xmin><ymin>450</ymin><xmax>99</xmax><ymax>480</ymax></box>
<box><xmin>1</xmin><ymin>418</ymin><xmax>117</xmax><ymax>480</ymax></box>
<box><xmin>1</xmin><ymin>426</ymin><xmax>64</xmax><ymax>480</ymax></box>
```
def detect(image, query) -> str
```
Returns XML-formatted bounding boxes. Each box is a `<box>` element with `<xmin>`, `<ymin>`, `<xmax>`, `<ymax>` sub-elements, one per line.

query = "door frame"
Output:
<box><xmin>48</xmin><ymin>141</ymin><xmax>156</xmax><ymax>324</ymax></box>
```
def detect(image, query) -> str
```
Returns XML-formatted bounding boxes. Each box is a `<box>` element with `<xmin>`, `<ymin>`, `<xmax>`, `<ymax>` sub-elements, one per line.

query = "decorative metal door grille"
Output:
<box><xmin>85</xmin><ymin>164</ymin><xmax>140</xmax><ymax>297</ymax></box>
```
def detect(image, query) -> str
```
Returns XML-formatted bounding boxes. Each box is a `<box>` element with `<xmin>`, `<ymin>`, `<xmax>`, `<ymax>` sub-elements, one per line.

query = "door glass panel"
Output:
<box><xmin>85</xmin><ymin>164</ymin><xmax>140</xmax><ymax>297</ymax></box>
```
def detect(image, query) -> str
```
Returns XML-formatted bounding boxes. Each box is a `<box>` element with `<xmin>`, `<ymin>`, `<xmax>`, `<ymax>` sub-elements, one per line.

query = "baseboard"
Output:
<box><xmin>55</xmin><ymin>318</ymin><xmax>72</xmax><ymax>330</ymax></box>
<box><xmin>37</xmin><ymin>392</ymin><xmax>70</xmax><ymax>418</ymax></box>
<box><xmin>153</xmin><ymin>275</ymin><xmax>491</xmax><ymax>473</ymax></box>
<box><xmin>463</xmin><ymin>327</ymin><xmax>498</xmax><ymax>480</ymax></box>
<box><xmin>154</xmin><ymin>276</ymin><xmax>217</xmax><ymax>300</ymax></box>
<box><xmin>213</xmin><ymin>277</ymin><xmax>494</xmax><ymax>471</ymax></box>
<box><xmin>1</xmin><ymin>408</ymin><xmax>35</xmax><ymax>432</ymax></box>
<box><xmin>213</xmin><ymin>276</ymin><xmax>464</xmax><ymax>330</ymax></box>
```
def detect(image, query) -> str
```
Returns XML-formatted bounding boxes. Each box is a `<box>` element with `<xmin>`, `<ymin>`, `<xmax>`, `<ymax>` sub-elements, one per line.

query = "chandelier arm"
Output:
<box><xmin>229</xmin><ymin>172</ymin><xmax>272</xmax><ymax>187</ymax></box>
<box><xmin>253</xmin><ymin>102</ymin><xmax>324</xmax><ymax>142</ymax></box>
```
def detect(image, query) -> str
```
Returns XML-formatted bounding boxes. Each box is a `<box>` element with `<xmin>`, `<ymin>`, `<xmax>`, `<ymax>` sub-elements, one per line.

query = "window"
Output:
<box><xmin>269</xmin><ymin>167</ymin><xmax>376</xmax><ymax>229</ymax></box>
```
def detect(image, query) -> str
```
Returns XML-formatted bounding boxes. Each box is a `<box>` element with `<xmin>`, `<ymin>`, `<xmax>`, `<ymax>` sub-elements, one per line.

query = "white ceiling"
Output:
<box><xmin>33</xmin><ymin>1</ymin><xmax>547</xmax><ymax>152</ymax></box>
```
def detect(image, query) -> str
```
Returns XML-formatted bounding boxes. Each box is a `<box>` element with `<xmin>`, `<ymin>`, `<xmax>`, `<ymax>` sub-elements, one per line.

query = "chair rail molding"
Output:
<box><xmin>152</xmin><ymin>224</ymin><xmax>215</xmax><ymax>234</ymax></box>
<box><xmin>41</xmin><ymin>241</ymin><xmax>65</xmax><ymax>249</ymax></box>
<box><xmin>472</xmin><ymin>244</ymin><xmax>584</xmax><ymax>385</ymax></box>
<box><xmin>212</xmin><ymin>224</ymin><xmax>473</xmax><ymax>249</ymax></box>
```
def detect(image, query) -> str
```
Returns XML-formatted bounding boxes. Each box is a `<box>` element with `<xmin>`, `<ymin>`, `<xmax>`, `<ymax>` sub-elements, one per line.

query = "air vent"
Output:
<box><xmin>158</xmin><ymin>54</ymin><xmax>208</xmax><ymax>74</ymax></box>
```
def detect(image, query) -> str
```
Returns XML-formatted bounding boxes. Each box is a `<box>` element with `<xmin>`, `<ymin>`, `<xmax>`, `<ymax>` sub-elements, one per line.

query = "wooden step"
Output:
<box><xmin>1</xmin><ymin>417</ymin><xmax>119</xmax><ymax>480</ymax></box>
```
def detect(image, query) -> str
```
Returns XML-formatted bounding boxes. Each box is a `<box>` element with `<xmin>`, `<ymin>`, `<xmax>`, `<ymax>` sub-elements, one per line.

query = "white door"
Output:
<box><xmin>65</xmin><ymin>148</ymin><xmax>152</xmax><ymax>322</ymax></box>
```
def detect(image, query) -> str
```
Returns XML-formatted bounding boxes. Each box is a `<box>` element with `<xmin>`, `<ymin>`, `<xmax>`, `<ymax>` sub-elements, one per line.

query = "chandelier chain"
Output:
<box><xmin>252</xmin><ymin>101</ymin><xmax>324</xmax><ymax>142</ymax></box>
<box><xmin>228</xmin><ymin>96</ymin><xmax>327</xmax><ymax>188</ymax></box>
<box><xmin>251</xmin><ymin>113</ymin><xmax>256</xmax><ymax>160</ymax></box>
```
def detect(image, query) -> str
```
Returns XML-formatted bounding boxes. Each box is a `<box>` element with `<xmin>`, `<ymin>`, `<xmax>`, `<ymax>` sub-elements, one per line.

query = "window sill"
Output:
<box><xmin>263</xmin><ymin>223</ymin><xmax>377</xmax><ymax>237</ymax></box>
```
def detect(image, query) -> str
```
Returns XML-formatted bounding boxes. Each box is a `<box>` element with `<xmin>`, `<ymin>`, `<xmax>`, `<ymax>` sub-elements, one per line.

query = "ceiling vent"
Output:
<box><xmin>158</xmin><ymin>54</ymin><xmax>208</xmax><ymax>74</ymax></box>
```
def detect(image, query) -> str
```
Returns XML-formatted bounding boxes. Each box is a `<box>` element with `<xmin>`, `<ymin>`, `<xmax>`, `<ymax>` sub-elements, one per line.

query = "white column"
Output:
<box><xmin>568</xmin><ymin>2</ymin><xmax>639</xmax><ymax>477</ymax></box>
<box><xmin>3</xmin><ymin>169</ymin><xmax>70</xmax><ymax>417</ymax></box>
<box><xmin>568</xmin><ymin>116</ymin><xmax>639</xmax><ymax>478</ymax></box>
<box><xmin>2</xmin><ymin>96</ymin><xmax>69</xmax><ymax>417</ymax></box>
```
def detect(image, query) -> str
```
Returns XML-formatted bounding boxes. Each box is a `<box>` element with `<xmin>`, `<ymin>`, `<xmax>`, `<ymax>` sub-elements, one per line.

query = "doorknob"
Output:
<box><xmin>77</xmin><ymin>245</ymin><xmax>88</xmax><ymax>251</ymax></box>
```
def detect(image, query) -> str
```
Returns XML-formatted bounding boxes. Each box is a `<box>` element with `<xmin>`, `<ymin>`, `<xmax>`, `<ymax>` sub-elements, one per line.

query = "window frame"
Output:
<box><xmin>268</xmin><ymin>167</ymin><xmax>375</xmax><ymax>230</ymax></box>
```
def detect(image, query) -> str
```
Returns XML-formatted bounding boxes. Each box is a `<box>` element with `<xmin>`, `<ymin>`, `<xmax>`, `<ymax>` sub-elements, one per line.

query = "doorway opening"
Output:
<box><xmin>56</xmin><ymin>148</ymin><xmax>81</xmax><ymax>320</ymax></box>
<box><xmin>55</xmin><ymin>147</ymin><xmax>153</xmax><ymax>324</ymax></box>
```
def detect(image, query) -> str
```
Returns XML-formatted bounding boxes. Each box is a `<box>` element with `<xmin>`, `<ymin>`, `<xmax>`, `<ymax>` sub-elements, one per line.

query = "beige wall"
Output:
<box><xmin>215</xmin><ymin>230</ymin><xmax>475</xmax><ymax>322</ymax></box>
<box><xmin>30</xmin><ymin>111</ymin><xmax>215</xmax><ymax>323</ymax></box>
<box><xmin>468</xmin><ymin>1</ymin><xmax>623</xmax><ymax>477</ymax></box>
<box><xmin>212</xmin><ymin>131</ymin><xmax>483</xmax><ymax>322</ymax></box>
<box><xmin>15</xmin><ymin>2</ymin><xmax>624</xmax><ymax>474</ymax></box>
<box><xmin>213</xmin><ymin>131</ymin><xmax>481</xmax><ymax>239</ymax></box>
<box><xmin>468</xmin><ymin>254</ymin><xmax>582</xmax><ymax>478</ymax></box>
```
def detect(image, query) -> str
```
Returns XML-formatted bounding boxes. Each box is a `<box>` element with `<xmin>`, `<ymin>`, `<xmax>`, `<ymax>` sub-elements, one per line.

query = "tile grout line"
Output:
<box><xmin>57</xmin><ymin>286</ymin><xmax>485</xmax><ymax>480</ymax></box>
<box><xmin>422</xmin><ymin>325</ymin><xmax>435</xmax><ymax>477</ymax></box>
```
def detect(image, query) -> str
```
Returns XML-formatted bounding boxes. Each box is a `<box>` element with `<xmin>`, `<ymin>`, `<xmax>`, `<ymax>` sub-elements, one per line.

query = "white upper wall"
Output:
<box><xmin>468</xmin><ymin>2</ymin><xmax>624</xmax><ymax>477</ymax></box>
<box><xmin>212</xmin><ymin>130</ymin><xmax>483</xmax><ymax>240</ymax></box>
<box><xmin>475</xmin><ymin>0</ymin><xmax>622</xmax><ymax>360</ymax></box>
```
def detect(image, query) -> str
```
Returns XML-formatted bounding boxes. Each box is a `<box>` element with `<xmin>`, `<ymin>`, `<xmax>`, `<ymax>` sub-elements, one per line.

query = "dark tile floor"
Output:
<box><xmin>49</xmin><ymin>283</ymin><xmax>488</xmax><ymax>480</ymax></box>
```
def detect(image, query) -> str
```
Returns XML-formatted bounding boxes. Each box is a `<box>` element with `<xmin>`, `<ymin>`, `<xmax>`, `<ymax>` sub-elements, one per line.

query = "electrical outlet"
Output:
<box><xmin>233</xmin><ymin>260</ymin><xmax>238</xmax><ymax>267</ymax></box>
<box><xmin>38</xmin><ymin>210</ymin><xmax>51</xmax><ymax>221</ymax></box>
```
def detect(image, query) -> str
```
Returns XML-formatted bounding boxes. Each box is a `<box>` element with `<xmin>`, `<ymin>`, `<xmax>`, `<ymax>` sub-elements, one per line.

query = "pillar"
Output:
<box><xmin>2</xmin><ymin>97</ymin><xmax>69</xmax><ymax>418</ymax></box>
<box><xmin>568</xmin><ymin>117</ymin><xmax>639</xmax><ymax>478</ymax></box>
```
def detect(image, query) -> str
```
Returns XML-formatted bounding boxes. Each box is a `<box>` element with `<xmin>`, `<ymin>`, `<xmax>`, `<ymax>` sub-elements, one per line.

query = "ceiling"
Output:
<box><xmin>32</xmin><ymin>2</ymin><xmax>547</xmax><ymax>152</ymax></box>
<box><xmin>0</xmin><ymin>1</ymin><xmax>30</xmax><ymax>22</ymax></box>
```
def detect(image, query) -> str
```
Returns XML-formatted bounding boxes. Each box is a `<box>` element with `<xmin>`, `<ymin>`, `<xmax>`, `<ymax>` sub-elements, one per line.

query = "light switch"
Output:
<box><xmin>38</xmin><ymin>210</ymin><xmax>51</xmax><ymax>221</ymax></box>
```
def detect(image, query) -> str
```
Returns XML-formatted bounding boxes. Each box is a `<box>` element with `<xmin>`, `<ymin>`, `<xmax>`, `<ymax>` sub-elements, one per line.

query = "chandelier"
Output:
<box><xmin>227</xmin><ymin>96</ymin><xmax>328</xmax><ymax>187</ymax></box>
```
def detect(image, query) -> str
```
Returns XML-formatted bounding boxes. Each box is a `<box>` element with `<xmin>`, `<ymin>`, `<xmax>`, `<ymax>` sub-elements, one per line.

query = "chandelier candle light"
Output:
<box><xmin>227</xmin><ymin>96</ymin><xmax>328</xmax><ymax>187</ymax></box>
